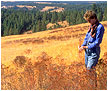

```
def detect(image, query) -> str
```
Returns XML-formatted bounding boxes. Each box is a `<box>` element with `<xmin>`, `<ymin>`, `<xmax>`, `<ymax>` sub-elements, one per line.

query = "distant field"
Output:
<box><xmin>40</xmin><ymin>6</ymin><xmax>64</xmax><ymax>12</ymax></box>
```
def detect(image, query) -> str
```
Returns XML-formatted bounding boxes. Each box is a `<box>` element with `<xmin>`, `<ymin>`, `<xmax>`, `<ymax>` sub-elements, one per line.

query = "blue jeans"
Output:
<box><xmin>85</xmin><ymin>46</ymin><xmax>100</xmax><ymax>70</ymax></box>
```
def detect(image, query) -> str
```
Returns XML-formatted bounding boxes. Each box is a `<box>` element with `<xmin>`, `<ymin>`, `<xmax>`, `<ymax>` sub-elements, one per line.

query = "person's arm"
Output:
<box><xmin>79</xmin><ymin>31</ymin><xmax>89</xmax><ymax>51</ymax></box>
<box><xmin>81</xmin><ymin>32</ymin><xmax>89</xmax><ymax>46</ymax></box>
<box><xmin>87</xmin><ymin>25</ymin><xmax>105</xmax><ymax>49</ymax></box>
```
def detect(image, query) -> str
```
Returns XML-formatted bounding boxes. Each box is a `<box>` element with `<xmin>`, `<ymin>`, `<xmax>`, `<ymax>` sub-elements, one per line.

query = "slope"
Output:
<box><xmin>1</xmin><ymin>21</ymin><xmax>107</xmax><ymax>90</ymax></box>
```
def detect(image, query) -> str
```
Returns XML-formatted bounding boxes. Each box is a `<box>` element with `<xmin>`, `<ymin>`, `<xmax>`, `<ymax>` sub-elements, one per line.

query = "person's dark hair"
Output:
<box><xmin>84</xmin><ymin>10</ymin><xmax>97</xmax><ymax>20</ymax></box>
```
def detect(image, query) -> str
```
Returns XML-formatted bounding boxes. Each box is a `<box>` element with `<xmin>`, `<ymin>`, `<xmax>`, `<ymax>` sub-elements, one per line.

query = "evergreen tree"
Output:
<box><xmin>51</xmin><ymin>12</ymin><xmax>58</xmax><ymax>23</ymax></box>
<box><xmin>47</xmin><ymin>12</ymin><xmax>52</xmax><ymax>22</ymax></box>
<box><xmin>58</xmin><ymin>12</ymin><xmax>64</xmax><ymax>21</ymax></box>
<box><xmin>1</xmin><ymin>24</ymin><xmax>4</xmax><ymax>36</ymax></box>
<box><xmin>81</xmin><ymin>10</ymin><xmax>86</xmax><ymax>23</ymax></box>
<box><xmin>36</xmin><ymin>20</ymin><xmax>41</xmax><ymax>32</ymax></box>
<box><xmin>9</xmin><ymin>28</ymin><xmax>13</xmax><ymax>35</ymax></box>
<box><xmin>43</xmin><ymin>12</ymin><xmax>47</xmax><ymax>22</ymax></box>
<box><xmin>32</xmin><ymin>25</ymin><xmax>36</xmax><ymax>33</ymax></box>
<box><xmin>41</xmin><ymin>20</ymin><xmax>46</xmax><ymax>31</ymax></box>
<box><xmin>66</xmin><ymin>16</ymin><xmax>70</xmax><ymax>25</ymax></box>
<box><xmin>76</xmin><ymin>12</ymin><xmax>83</xmax><ymax>24</ymax></box>
<box><xmin>103</xmin><ymin>7</ymin><xmax>107</xmax><ymax>21</ymax></box>
<box><xmin>97</xmin><ymin>6</ymin><xmax>103</xmax><ymax>21</ymax></box>
<box><xmin>69</xmin><ymin>11</ymin><xmax>77</xmax><ymax>25</ymax></box>
<box><xmin>91</xmin><ymin>4</ymin><xmax>97</xmax><ymax>13</ymax></box>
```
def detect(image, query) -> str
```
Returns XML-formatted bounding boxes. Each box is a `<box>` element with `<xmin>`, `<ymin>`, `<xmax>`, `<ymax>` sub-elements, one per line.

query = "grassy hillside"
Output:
<box><xmin>1</xmin><ymin>21</ymin><xmax>107</xmax><ymax>90</ymax></box>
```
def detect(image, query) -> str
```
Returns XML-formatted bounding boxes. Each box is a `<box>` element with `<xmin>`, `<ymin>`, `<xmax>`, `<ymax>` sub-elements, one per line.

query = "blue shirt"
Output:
<box><xmin>82</xmin><ymin>23</ymin><xmax>105</xmax><ymax>49</ymax></box>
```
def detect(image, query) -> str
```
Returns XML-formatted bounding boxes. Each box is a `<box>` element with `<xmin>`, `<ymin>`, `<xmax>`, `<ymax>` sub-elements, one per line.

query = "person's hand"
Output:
<box><xmin>78</xmin><ymin>46</ymin><xmax>88</xmax><ymax>51</ymax></box>
<box><xmin>78</xmin><ymin>46</ymin><xmax>84</xmax><ymax>51</ymax></box>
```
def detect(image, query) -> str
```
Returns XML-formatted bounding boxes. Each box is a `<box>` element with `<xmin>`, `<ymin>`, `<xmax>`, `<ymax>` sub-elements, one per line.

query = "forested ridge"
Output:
<box><xmin>1</xmin><ymin>2</ymin><xmax>107</xmax><ymax>36</ymax></box>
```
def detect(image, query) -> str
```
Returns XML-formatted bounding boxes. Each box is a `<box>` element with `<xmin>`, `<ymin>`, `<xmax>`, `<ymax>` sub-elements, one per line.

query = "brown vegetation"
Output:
<box><xmin>1</xmin><ymin>52</ymin><xmax>107</xmax><ymax>90</ymax></box>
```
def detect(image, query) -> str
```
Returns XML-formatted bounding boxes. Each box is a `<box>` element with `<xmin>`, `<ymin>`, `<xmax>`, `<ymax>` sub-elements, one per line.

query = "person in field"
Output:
<box><xmin>79</xmin><ymin>10</ymin><xmax>105</xmax><ymax>70</ymax></box>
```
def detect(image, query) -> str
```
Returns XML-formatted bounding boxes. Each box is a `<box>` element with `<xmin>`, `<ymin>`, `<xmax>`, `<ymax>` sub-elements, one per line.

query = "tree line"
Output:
<box><xmin>1</xmin><ymin>4</ymin><xmax>107</xmax><ymax>36</ymax></box>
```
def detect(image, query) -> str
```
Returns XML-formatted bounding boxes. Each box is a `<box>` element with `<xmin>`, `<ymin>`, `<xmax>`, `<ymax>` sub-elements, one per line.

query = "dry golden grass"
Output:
<box><xmin>50</xmin><ymin>7</ymin><xmax>64</xmax><ymax>12</ymax></box>
<box><xmin>47</xmin><ymin>21</ymin><xmax>69</xmax><ymax>29</ymax></box>
<box><xmin>41</xmin><ymin>6</ymin><xmax>55</xmax><ymax>12</ymax></box>
<box><xmin>16</xmin><ymin>5</ymin><xmax>36</xmax><ymax>10</ymax></box>
<box><xmin>41</xmin><ymin>6</ymin><xmax>64</xmax><ymax>12</ymax></box>
<box><xmin>1</xmin><ymin>21</ymin><xmax>107</xmax><ymax>90</ymax></box>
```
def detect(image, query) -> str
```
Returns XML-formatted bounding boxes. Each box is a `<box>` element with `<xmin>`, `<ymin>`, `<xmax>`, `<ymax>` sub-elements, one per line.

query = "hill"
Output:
<box><xmin>1</xmin><ymin>1</ymin><xmax>107</xmax><ymax>11</ymax></box>
<box><xmin>1</xmin><ymin>1</ymin><xmax>107</xmax><ymax>36</ymax></box>
<box><xmin>1</xmin><ymin>21</ymin><xmax>107</xmax><ymax>90</ymax></box>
